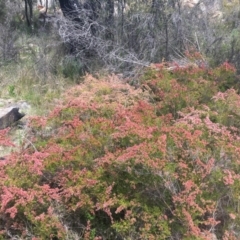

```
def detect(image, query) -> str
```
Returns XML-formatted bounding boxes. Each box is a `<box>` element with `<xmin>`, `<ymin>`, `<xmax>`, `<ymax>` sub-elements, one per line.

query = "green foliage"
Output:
<box><xmin>8</xmin><ymin>85</ymin><xmax>16</xmax><ymax>97</ymax></box>
<box><xmin>61</xmin><ymin>57</ymin><xmax>86</xmax><ymax>81</ymax></box>
<box><xmin>1</xmin><ymin>63</ymin><xmax>240</xmax><ymax>239</ymax></box>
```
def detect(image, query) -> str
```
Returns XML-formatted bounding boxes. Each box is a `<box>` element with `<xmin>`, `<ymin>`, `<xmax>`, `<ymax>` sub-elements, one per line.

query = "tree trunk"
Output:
<box><xmin>106</xmin><ymin>0</ymin><xmax>114</xmax><ymax>25</ymax></box>
<box><xmin>58</xmin><ymin>0</ymin><xmax>102</xmax><ymax>35</ymax></box>
<box><xmin>24</xmin><ymin>0</ymin><xmax>33</xmax><ymax>28</ymax></box>
<box><xmin>58</xmin><ymin>0</ymin><xmax>81</xmax><ymax>17</ymax></box>
<box><xmin>105</xmin><ymin>0</ymin><xmax>114</xmax><ymax>39</ymax></box>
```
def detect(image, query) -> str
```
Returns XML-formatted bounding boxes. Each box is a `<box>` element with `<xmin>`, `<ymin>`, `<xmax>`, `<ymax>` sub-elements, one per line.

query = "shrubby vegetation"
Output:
<box><xmin>2</xmin><ymin>0</ymin><xmax>240</xmax><ymax>76</ymax></box>
<box><xmin>2</xmin><ymin>1</ymin><xmax>240</xmax><ymax>239</ymax></box>
<box><xmin>0</xmin><ymin>60</ymin><xmax>240</xmax><ymax>239</ymax></box>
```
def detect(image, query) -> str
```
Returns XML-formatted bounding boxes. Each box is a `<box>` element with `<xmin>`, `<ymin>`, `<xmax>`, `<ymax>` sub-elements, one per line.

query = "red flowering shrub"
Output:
<box><xmin>0</xmin><ymin>64</ymin><xmax>240</xmax><ymax>239</ymax></box>
<box><xmin>0</xmin><ymin>128</ymin><xmax>14</xmax><ymax>147</ymax></box>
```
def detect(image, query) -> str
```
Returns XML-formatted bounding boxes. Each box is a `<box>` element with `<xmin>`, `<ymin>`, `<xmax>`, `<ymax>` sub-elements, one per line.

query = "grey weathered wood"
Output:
<box><xmin>0</xmin><ymin>107</ymin><xmax>25</xmax><ymax>130</ymax></box>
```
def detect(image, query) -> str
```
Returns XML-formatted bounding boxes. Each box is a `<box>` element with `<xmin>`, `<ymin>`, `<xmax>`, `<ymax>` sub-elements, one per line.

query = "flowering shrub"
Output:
<box><xmin>0</xmin><ymin>64</ymin><xmax>240</xmax><ymax>239</ymax></box>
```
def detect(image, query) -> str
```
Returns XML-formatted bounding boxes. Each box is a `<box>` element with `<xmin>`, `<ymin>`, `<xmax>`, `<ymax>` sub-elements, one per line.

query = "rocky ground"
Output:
<box><xmin>0</xmin><ymin>99</ymin><xmax>32</xmax><ymax>158</ymax></box>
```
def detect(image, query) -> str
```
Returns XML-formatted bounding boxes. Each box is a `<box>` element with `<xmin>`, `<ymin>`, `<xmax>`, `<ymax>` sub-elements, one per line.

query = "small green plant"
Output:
<box><xmin>61</xmin><ymin>57</ymin><xmax>85</xmax><ymax>81</ymax></box>
<box><xmin>8</xmin><ymin>85</ymin><xmax>16</xmax><ymax>97</ymax></box>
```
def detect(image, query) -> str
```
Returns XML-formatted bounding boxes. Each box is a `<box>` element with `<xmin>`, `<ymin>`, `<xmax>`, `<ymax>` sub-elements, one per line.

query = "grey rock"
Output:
<box><xmin>0</xmin><ymin>107</ymin><xmax>25</xmax><ymax>129</ymax></box>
